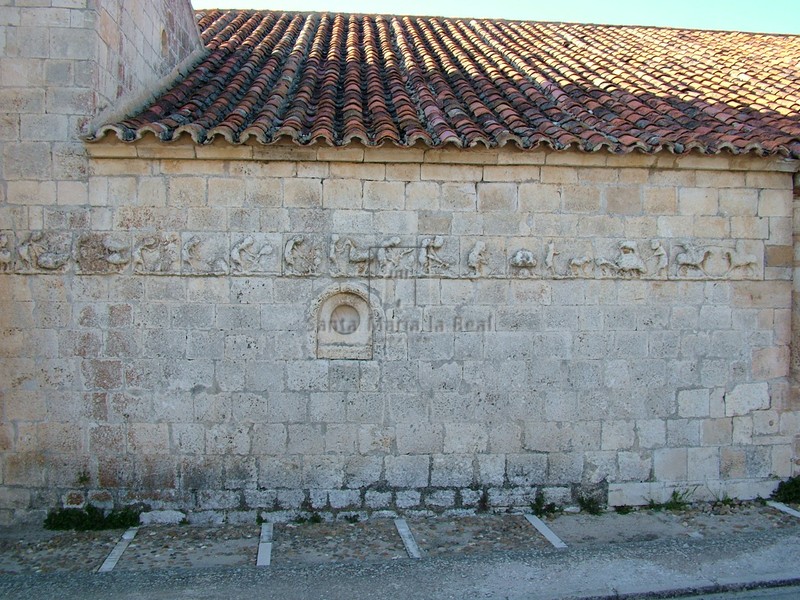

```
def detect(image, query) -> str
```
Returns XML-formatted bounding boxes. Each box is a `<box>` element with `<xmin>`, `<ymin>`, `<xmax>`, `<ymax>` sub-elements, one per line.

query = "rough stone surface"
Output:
<box><xmin>0</xmin><ymin>0</ymin><xmax>798</xmax><ymax>520</ymax></box>
<box><xmin>139</xmin><ymin>510</ymin><xmax>187</xmax><ymax>525</ymax></box>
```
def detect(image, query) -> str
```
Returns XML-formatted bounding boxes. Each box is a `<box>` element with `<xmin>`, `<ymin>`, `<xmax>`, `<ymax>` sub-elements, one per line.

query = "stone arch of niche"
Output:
<box><xmin>310</xmin><ymin>283</ymin><xmax>383</xmax><ymax>360</ymax></box>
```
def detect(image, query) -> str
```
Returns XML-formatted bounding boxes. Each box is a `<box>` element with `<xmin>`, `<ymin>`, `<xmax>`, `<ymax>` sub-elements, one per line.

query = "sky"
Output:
<box><xmin>191</xmin><ymin>0</ymin><xmax>800</xmax><ymax>34</ymax></box>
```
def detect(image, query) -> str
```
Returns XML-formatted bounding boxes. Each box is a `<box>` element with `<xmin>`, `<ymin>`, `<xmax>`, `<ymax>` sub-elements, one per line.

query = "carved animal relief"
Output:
<box><xmin>133</xmin><ymin>234</ymin><xmax>180</xmax><ymax>274</ymax></box>
<box><xmin>0</xmin><ymin>231</ymin><xmax>763</xmax><ymax>281</ymax></box>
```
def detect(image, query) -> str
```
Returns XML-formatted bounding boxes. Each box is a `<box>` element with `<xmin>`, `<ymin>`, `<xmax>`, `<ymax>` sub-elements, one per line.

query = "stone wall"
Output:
<box><xmin>94</xmin><ymin>0</ymin><xmax>201</xmax><ymax>115</ymax></box>
<box><xmin>0</xmin><ymin>139</ymin><xmax>797</xmax><ymax>522</ymax></box>
<box><xmin>1</xmin><ymin>0</ymin><xmax>201</xmax><ymax>210</ymax></box>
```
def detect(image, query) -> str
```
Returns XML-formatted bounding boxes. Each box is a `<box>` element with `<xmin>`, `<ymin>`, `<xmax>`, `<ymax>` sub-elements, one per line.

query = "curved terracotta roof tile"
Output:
<box><xmin>89</xmin><ymin>9</ymin><xmax>800</xmax><ymax>157</ymax></box>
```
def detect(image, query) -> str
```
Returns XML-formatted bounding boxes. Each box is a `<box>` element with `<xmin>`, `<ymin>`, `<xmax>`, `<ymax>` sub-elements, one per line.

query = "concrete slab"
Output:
<box><xmin>97</xmin><ymin>528</ymin><xmax>138</xmax><ymax>573</ymax></box>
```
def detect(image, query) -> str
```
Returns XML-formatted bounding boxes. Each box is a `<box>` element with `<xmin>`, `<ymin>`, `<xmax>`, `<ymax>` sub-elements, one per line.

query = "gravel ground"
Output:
<box><xmin>115</xmin><ymin>524</ymin><xmax>258</xmax><ymax>570</ymax></box>
<box><xmin>0</xmin><ymin>529</ymin><xmax>122</xmax><ymax>574</ymax></box>
<box><xmin>272</xmin><ymin>518</ymin><xmax>406</xmax><ymax>565</ymax></box>
<box><xmin>410</xmin><ymin>514</ymin><xmax>547</xmax><ymax>557</ymax></box>
<box><xmin>548</xmin><ymin>502</ymin><xmax>798</xmax><ymax>546</ymax></box>
<box><xmin>0</xmin><ymin>501</ymin><xmax>797</xmax><ymax>575</ymax></box>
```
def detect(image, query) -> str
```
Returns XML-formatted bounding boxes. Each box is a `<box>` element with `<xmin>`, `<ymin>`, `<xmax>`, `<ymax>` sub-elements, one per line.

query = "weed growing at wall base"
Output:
<box><xmin>771</xmin><ymin>476</ymin><xmax>800</xmax><ymax>503</ymax></box>
<box><xmin>44</xmin><ymin>504</ymin><xmax>141</xmax><ymax>530</ymax></box>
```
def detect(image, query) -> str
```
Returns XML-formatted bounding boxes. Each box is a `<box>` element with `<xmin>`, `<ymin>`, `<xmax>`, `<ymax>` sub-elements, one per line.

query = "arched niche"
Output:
<box><xmin>311</xmin><ymin>284</ymin><xmax>378</xmax><ymax>359</ymax></box>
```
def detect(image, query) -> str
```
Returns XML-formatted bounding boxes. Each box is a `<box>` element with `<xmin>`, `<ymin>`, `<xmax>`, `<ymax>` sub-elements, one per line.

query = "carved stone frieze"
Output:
<box><xmin>509</xmin><ymin>248</ymin><xmax>537</xmax><ymax>277</ymax></box>
<box><xmin>17</xmin><ymin>231</ymin><xmax>71</xmax><ymax>272</ymax></box>
<box><xmin>182</xmin><ymin>233</ymin><xmax>229</xmax><ymax>274</ymax></box>
<box><xmin>329</xmin><ymin>235</ymin><xmax>373</xmax><ymax>276</ymax></box>
<box><xmin>133</xmin><ymin>233</ymin><xmax>180</xmax><ymax>274</ymax></box>
<box><xmin>76</xmin><ymin>233</ymin><xmax>130</xmax><ymax>274</ymax></box>
<box><xmin>283</xmin><ymin>234</ymin><xmax>321</xmax><ymax>275</ymax></box>
<box><xmin>376</xmin><ymin>237</ymin><xmax>415</xmax><ymax>278</ymax></box>
<box><xmin>0</xmin><ymin>232</ymin><xmax>13</xmax><ymax>272</ymax></box>
<box><xmin>466</xmin><ymin>241</ymin><xmax>487</xmax><ymax>277</ymax></box>
<box><xmin>0</xmin><ymin>231</ymin><xmax>766</xmax><ymax>281</ymax></box>
<box><xmin>231</xmin><ymin>234</ymin><xmax>278</xmax><ymax>274</ymax></box>
<box><xmin>673</xmin><ymin>240</ymin><xmax>761</xmax><ymax>278</ymax></box>
<box><xmin>417</xmin><ymin>235</ymin><xmax>455</xmax><ymax>276</ymax></box>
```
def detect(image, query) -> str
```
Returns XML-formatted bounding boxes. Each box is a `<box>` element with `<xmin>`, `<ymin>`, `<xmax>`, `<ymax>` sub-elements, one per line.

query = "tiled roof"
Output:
<box><xmin>90</xmin><ymin>10</ymin><xmax>800</xmax><ymax>157</ymax></box>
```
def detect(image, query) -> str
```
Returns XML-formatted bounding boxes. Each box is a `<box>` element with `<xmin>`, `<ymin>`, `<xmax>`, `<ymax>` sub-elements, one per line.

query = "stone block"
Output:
<box><xmin>168</xmin><ymin>177</ymin><xmax>206</xmax><ymax>207</ymax></box>
<box><xmin>758</xmin><ymin>189</ymin><xmax>791</xmax><ymax>217</ymax></box>
<box><xmin>601</xmin><ymin>420</ymin><xmax>635</xmax><ymax>450</ymax></box>
<box><xmin>431</xmin><ymin>454</ymin><xmax>474</xmax><ymax>487</ymax></box>
<box><xmin>251</xmin><ymin>424</ymin><xmax>287</xmax><ymax>455</ymax></box>
<box><xmin>359</xmin><ymin>425</ymin><xmax>394</xmax><ymax>456</ymax></box>
<box><xmin>443</xmin><ymin>424</ymin><xmax>488</xmax><ymax>454</ymax></box>
<box><xmin>653</xmin><ymin>447</ymin><xmax>688</xmax><ymax>480</ymax></box>
<box><xmin>724</xmin><ymin>382</ymin><xmax>770</xmax><ymax>416</ymax></box>
<box><xmin>677</xmin><ymin>388</ymin><xmax>710</xmax><ymax>418</ymax></box>
<box><xmin>395</xmin><ymin>423</ymin><xmax>443</xmax><ymax>454</ymax></box>
<box><xmin>140</xmin><ymin>510</ymin><xmax>186</xmax><ymax>525</ymax></box>
<box><xmin>441</xmin><ymin>183</ymin><xmax>477</xmax><ymax>211</ymax></box>
<box><xmin>421</xmin><ymin>164</ymin><xmax>482</xmax><ymax>182</ymax></box>
<box><xmin>618</xmin><ymin>451</ymin><xmax>652</xmax><ymax>481</ymax></box>
<box><xmin>562</xmin><ymin>184</ymin><xmax>601</xmax><ymax>212</ymax></box>
<box><xmin>488</xmin><ymin>487</ymin><xmax>536</xmax><ymax>508</ymax></box>
<box><xmin>4</xmin><ymin>142</ymin><xmax>51</xmax><ymax>180</ymax></box>
<box><xmin>477</xmin><ymin>183</ymin><xmax>516</xmax><ymax>211</ymax></box>
<box><xmin>188</xmin><ymin>511</ymin><xmax>225</xmax><ymax>525</ymax></box>
<box><xmin>244</xmin><ymin>489</ymin><xmax>278</xmax><ymax>508</ymax></box>
<box><xmin>667</xmin><ymin>419</ymin><xmax>701</xmax><ymax>446</ymax></box>
<box><xmin>385</xmin><ymin>455</ymin><xmax>429</xmax><ymax>488</ymax></box>
<box><xmin>732</xmin><ymin>416</ymin><xmax>753</xmax><ymax>445</ymax></box>
<box><xmin>607</xmin><ymin>482</ymin><xmax>666</xmax><ymax>507</ymax></box>
<box><xmin>687</xmin><ymin>447</ymin><xmax>720</xmax><ymax>480</ymax></box>
<box><xmin>752</xmin><ymin>346</ymin><xmax>789</xmax><ymax>380</ymax></box>
<box><xmin>506</xmin><ymin>453</ymin><xmax>546</xmax><ymax>486</ymax></box>
<box><xmin>259</xmin><ymin>456</ymin><xmax>303</xmax><ymax>488</ymax></box>
<box><xmin>395</xmin><ymin>490</ymin><xmax>421</xmax><ymax>508</ymax></box>
<box><xmin>197</xmin><ymin>490</ymin><xmax>241</xmax><ymax>510</ymax></box>
<box><xmin>328</xmin><ymin>489</ymin><xmax>361</xmax><ymax>509</ymax></box>
<box><xmin>283</xmin><ymin>178</ymin><xmax>321</xmax><ymax>207</ymax></box>
<box><xmin>323</xmin><ymin>423</ymin><xmax>358</xmax><ymax>454</ymax></box>
<box><xmin>0</xmin><ymin>487</ymin><xmax>31</xmax><ymax>511</ymax></box>
<box><xmin>424</xmin><ymin>490</ymin><xmax>456</xmax><ymax>508</ymax></box>
<box><xmin>476</xmin><ymin>455</ymin><xmax>505</xmax><ymax>486</ymax></box>
<box><xmin>678</xmin><ymin>187</ymin><xmax>718</xmax><ymax>215</ymax></box>
<box><xmin>286</xmin><ymin>361</ymin><xmax>328</xmax><ymax>392</ymax></box>
<box><xmin>363</xmin><ymin>181</ymin><xmax>405</xmax><ymax>210</ymax></box>
<box><xmin>488</xmin><ymin>423</ymin><xmax>522</xmax><ymax>453</ymax></box>
<box><xmin>272</xmin><ymin>490</ymin><xmax>305</xmax><ymax>511</ymax></box>
<box><xmin>286</xmin><ymin>424</ymin><xmax>324</xmax><ymax>455</ymax></box>
<box><xmin>405</xmin><ymin>181</ymin><xmax>439</xmax><ymax>210</ymax></box>
<box><xmin>322</xmin><ymin>178</ymin><xmax>362</xmax><ymax>208</ymax></box>
<box><xmin>386</xmin><ymin>163</ymin><xmax>419</xmax><ymax>181</ymax></box>
<box><xmin>605</xmin><ymin>187</ymin><xmax>641</xmax><ymax>215</ymax></box>
<box><xmin>303</xmin><ymin>456</ymin><xmax>344</xmax><ymax>488</ymax></box>
<box><xmin>329</xmin><ymin>162</ymin><xmax>383</xmax><ymax>180</ymax></box>
<box><xmin>549</xmin><ymin>452</ymin><xmax>585</xmax><ymax>483</ymax></box>
<box><xmin>524</xmin><ymin>421</ymin><xmax>601</xmax><ymax>452</ymax></box>
<box><xmin>344</xmin><ymin>456</ymin><xmax>382</xmax><ymax>488</ymax></box>
<box><xmin>365</xmin><ymin>490</ymin><xmax>392</xmax><ymax>509</ymax></box>
<box><xmin>643</xmin><ymin>188</ymin><xmax>677</xmax><ymax>214</ymax></box>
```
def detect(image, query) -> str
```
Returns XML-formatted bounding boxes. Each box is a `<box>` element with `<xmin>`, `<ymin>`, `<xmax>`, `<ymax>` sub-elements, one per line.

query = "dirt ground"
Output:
<box><xmin>1</xmin><ymin>501</ymin><xmax>798</xmax><ymax>574</ymax></box>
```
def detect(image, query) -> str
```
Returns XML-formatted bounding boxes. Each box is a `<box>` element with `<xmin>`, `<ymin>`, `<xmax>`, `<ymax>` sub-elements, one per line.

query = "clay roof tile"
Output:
<box><xmin>90</xmin><ymin>9</ymin><xmax>800</xmax><ymax>157</ymax></box>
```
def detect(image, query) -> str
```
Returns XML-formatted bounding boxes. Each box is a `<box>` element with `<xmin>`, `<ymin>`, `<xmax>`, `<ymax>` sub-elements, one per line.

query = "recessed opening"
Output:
<box><xmin>330</xmin><ymin>304</ymin><xmax>360</xmax><ymax>335</ymax></box>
